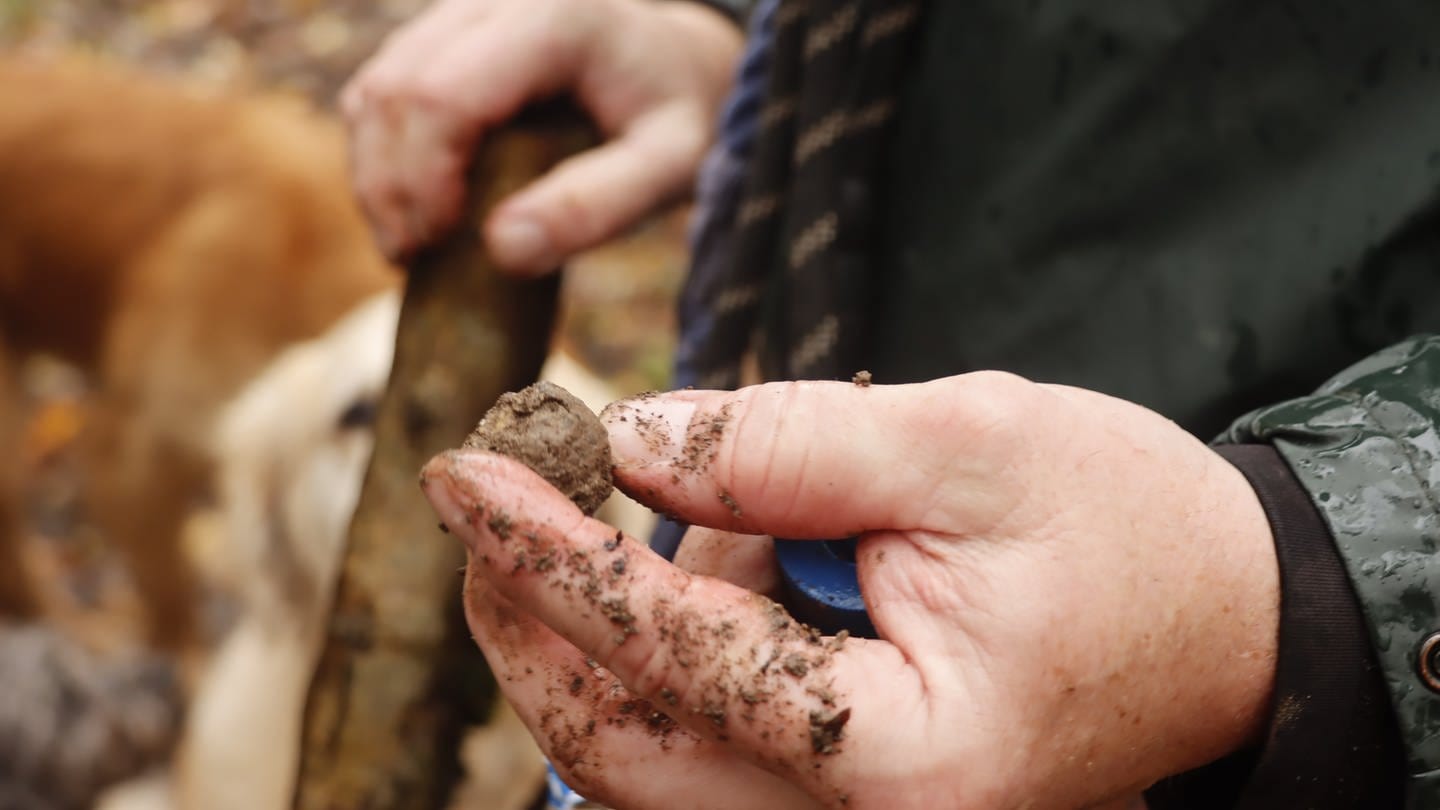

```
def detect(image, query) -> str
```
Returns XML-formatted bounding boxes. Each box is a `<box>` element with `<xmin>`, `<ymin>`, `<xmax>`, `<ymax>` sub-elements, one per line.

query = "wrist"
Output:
<box><xmin>1148</xmin><ymin>445</ymin><xmax>1406</xmax><ymax>809</ymax></box>
<box><xmin>1181</xmin><ymin>447</ymin><xmax>1280</xmax><ymax>757</ymax></box>
<box><xmin>1064</xmin><ymin>438</ymin><xmax>1280</xmax><ymax>802</ymax></box>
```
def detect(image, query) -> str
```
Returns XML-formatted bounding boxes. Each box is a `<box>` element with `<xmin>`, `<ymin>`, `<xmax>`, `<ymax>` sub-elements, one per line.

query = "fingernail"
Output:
<box><xmin>600</xmin><ymin>396</ymin><xmax>696</xmax><ymax>467</ymax></box>
<box><xmin>487</xmin><ymin>215</ymin><xmax>551</xmax><ymax>270</ymax></box>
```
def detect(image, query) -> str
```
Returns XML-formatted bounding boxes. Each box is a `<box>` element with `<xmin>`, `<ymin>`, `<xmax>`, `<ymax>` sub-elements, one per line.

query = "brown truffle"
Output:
<box><xmin>463</xmin><ymin>381</ymin><xmax>614</xmax><ymax>515</ymax></box>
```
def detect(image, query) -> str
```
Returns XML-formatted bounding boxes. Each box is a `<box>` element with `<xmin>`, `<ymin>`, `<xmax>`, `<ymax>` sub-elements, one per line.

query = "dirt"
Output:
<box><xmin>600</xmin><ymin>394</ymin><xmax>672</xmax><ymax>459</ymax></box>
<box><xmin>464</xmin><ymin>381</ymin><xmax>613</xmax><ymax>516</ymax></box>
<box><xmin>514</xmin><ymin>525</ymin><xmax>857</xmax><ymax>783</ymax></box>
<box><xmin>718</xmin><ymin>489</ymin><xmax>742</xmax><ymax>519</ymax></box>
<box><xmin>679</xmin><ymin>403</ymin><xmax>734</xmax><ymax>475</ymax></box>
<box><xmin>486</xmin><ymin>510</ymin><xmax>514</xmax><ymax>541</ymax></box>
<box><xmin>598</xmin><ymin>596</ymin><xmax>638</xmax><ymax>645</ymax></box>
<box><xmin>640</xmin><ymin>589</ymin><xmax>854</xmax><ymax>758</ymax></box>
<box><xmin>782</xmin><ymin>653</ymin><xmax>810</xmax><ymax>677</ymax></box>
<box><xmin>601</xmin><ymin>396</ymin><xmax>734</xmax><ymax>479</ymax></box>
<box><xmin>808</xmin><ymin>707</ymin><xmax>852</xmax><ymax>755</ymax></box>
<box><xmin>614</xmin><ymin>697</ymin><xmax>679</xmax><ymax>742</ymax></box>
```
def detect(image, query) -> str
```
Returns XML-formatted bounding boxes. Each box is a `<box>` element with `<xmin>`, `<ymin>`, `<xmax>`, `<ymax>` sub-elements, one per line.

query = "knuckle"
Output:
<box><xmin>726</xmin><ymin>383</ymin><xmax>806</xmax><ymax>522</ymax></box>
<box><xmin>941</xmin><ymin>370</ymin><xmax>1040</xmax><ymax>447</ymax></box>
<box><xmin>401</xmin><ymin>77</ymin><xmax>461</xmax><ymax>112</ymax></box>
<box><xmin>352</xmin><ymin>73</ymin><xmax>399</xmax><ymax>107</ymax></box>
<box><xmin>352</xmin><ymin>70</ymin><xmax>448</xmax><ymax>116</ymax></box>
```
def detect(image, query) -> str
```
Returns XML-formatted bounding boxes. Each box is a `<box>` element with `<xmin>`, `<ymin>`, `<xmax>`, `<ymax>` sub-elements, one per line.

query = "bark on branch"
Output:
<box><xmin>293</xmin><ymin>106</ymin><xmax>593</xmax><ymax>810</ymax></box>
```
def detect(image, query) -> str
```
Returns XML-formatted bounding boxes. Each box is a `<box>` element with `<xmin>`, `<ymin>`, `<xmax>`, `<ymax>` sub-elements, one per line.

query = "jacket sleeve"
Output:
<box><xmin>1220</xmin><ymin>335</ymin><xmax>1440</xmax><ymax>806</ymax></box>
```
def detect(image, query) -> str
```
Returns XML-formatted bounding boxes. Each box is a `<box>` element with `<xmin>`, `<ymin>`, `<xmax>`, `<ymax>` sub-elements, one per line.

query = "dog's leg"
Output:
<box><xmin>0</xmin><ymin>342</ymin><xmax>39</xmax><ymax>618</ymax></box>
<box><xmin>84</xmin><ymin>401</ymin><xmax>204</xmax><ymax>651</ymax></box>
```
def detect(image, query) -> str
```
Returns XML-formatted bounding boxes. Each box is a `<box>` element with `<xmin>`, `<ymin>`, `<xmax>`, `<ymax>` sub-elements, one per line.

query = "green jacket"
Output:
<box><xmin>740</xmin><ymin>0</ymin><xmax>1440</xmax><ymax>801</ymax></box>
<box><xmin>1224</xmin><ymin>339</ymin><xmax>1440</xmax><ymax>805</ymax></box>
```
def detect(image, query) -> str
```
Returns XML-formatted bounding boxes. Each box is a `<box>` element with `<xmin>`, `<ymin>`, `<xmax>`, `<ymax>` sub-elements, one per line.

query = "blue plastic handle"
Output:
<box><xmin>774</xmin><ymin>538</ymin><xmax>877</xmax><ymax>639</ymax></box>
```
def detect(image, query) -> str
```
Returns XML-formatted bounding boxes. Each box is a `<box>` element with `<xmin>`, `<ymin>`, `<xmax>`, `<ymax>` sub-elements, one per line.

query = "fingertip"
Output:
<box><xmin>419</xmin><ymin>446</ymin><xmax>470</xmax><ymax>486</ymax></box>
<box><xmin>421</xmin><ymin>447</ymin><xmax>513</xmax><ymax>507</ymax></box>
<box><xmin>423</xmin><ymin>449</ymin><xmax>593</xmax><ymax>546</ymax></box>
<box><xmin>421</xmin><ymin>448</ymin><xmax>503</xmax><ymax>531</ymax></box>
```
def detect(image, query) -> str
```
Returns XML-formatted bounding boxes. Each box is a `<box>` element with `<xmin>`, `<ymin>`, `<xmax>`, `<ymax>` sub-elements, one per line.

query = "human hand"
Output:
<box><xmin>342</xmin><ymin>0</ymin><xmax>741</xmax><ymax>266</ymax></box>
<box><xmin>421</xmin><ymin>373</ymin><xmax>1280</xmax><ymax>809</ymax></box>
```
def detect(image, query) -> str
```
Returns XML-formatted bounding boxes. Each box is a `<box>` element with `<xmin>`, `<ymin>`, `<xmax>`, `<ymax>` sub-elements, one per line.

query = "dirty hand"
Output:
<box><xmin>342</xmin><ymin>0</ymin><xmax>741</xmax><ymax>265</ymax></box>
<box><xmin>421</xmin><ymin>373</ymin><xmax>1280</xmax><ymax>809</ymax></box>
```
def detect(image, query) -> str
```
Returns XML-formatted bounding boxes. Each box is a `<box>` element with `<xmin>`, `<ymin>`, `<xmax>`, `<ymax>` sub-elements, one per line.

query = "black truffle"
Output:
<box><xmin>463</xmin><ymin>381</ymin><xmax>613</xmax><ymax>515</ymax></box>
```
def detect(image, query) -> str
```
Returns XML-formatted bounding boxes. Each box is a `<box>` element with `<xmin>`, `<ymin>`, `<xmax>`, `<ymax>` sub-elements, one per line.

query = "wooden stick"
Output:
<box><xmin>292</xmin><ymin>105</ymin><xmax>593</xmax><ymax>810</ymax></box>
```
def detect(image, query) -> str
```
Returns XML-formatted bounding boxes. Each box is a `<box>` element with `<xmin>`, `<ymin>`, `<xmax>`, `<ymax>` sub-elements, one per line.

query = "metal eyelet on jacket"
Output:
<box><xmin>1418</xmin><ymin>633</ymin><xmax>1440</xmax><ymax>693</ymax></box>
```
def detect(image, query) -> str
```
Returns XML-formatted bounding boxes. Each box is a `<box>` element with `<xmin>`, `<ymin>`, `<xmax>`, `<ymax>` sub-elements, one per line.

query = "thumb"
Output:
<box><xmin>599</xmin><ymin>374</ymin><xmax>1038</xmax><ymax>539</ymax></box>
<box><xmin>484</xmin><ymin>109</ymin><xmax>706</xmax><ymax>274</ymax></box>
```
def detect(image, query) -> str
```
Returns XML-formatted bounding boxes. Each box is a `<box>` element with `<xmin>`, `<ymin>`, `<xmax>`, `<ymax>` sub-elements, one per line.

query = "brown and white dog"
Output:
<box><xmin>0</xmin><ymin>55</ymin><xmax>401</xmax><ymax>651</ymax></box>
<box><xmin>0</xmin><ymin>56</ymin><xmax>404</xmax><ymax>807</ymax></box>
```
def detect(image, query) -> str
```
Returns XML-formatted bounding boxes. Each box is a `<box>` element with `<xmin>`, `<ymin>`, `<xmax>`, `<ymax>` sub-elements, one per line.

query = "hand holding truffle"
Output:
<box><xmin>422</xmin><ymin>374</ymin><xmax>1281</xmax><ymax>810</ymax></box>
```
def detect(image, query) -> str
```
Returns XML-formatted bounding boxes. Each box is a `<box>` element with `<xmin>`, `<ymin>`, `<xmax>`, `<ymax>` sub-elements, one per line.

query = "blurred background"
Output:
<box><xmin>0</xmin><ymin>2</ymin><xmax>688</xmax><ymax>808</ymax></box>
<box><xmin>0</xmin><ymin>0</ymin><xmax>689</xmax><ymax>410</ymax></box>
